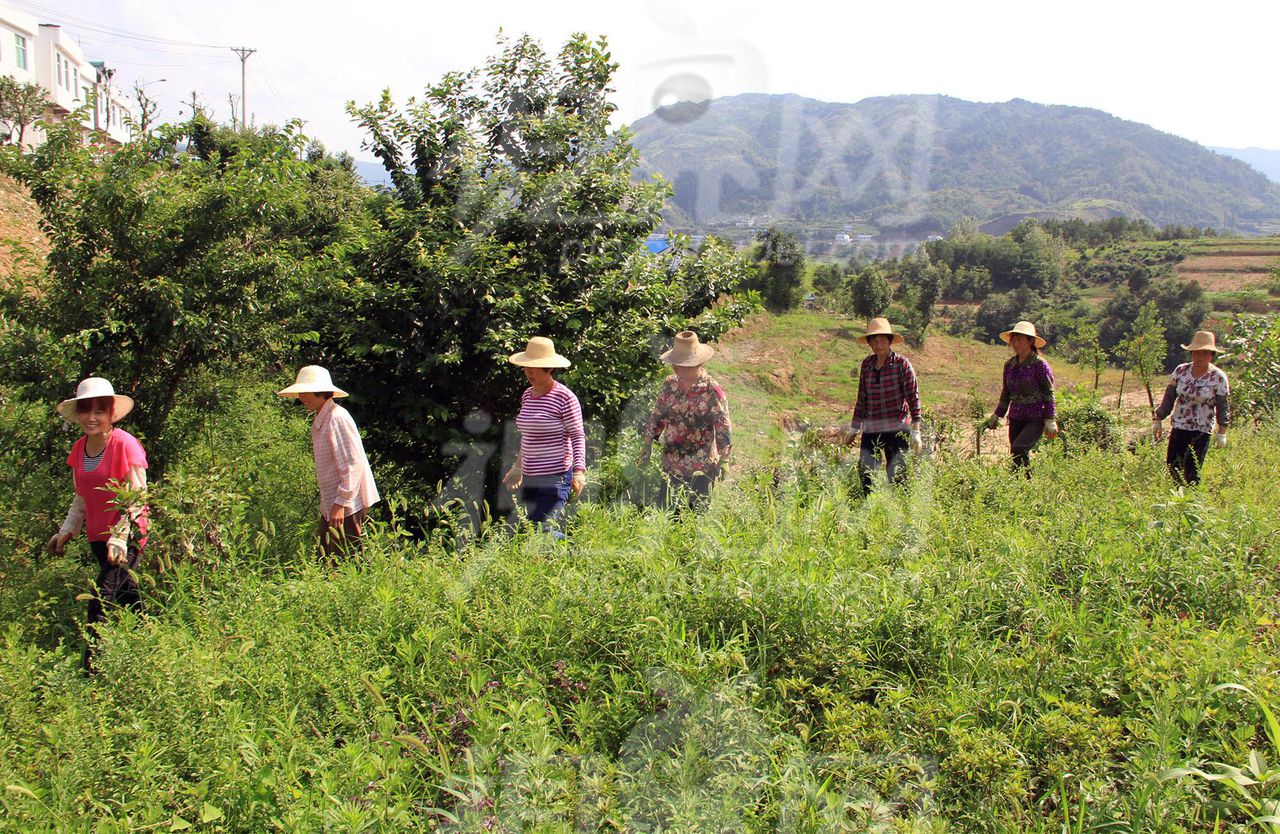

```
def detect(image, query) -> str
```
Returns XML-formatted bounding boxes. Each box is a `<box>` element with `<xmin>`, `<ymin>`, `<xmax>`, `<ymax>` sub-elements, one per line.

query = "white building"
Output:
<box><xmin>0</xmin><ymin>2</ymin><xmax>132</xmax><ymax>147</ymax></box>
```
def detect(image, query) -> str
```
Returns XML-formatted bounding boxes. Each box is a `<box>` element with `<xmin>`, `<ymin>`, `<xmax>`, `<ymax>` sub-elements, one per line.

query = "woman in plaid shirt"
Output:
<box><xmin>850</xmin><ymin>318</ymin><xmax>923</xmax><ymax>492</ymax></box>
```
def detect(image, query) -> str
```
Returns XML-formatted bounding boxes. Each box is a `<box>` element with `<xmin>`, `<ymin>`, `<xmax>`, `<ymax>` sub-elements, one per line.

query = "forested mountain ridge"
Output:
<box><xmin>630</xmin><ymin>94</ymin><xmax>1280</xmax><ymax>235</ymax></box>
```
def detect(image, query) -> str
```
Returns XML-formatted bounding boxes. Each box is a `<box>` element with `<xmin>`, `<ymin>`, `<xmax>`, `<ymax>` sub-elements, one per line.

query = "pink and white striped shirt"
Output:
<box><xmin>517</xmin><ymin>382</ymin><xmax>586</xmax><ymax>476</ymax></box>
<box><xmin>312</xmin><ymin>399</ymin><xmax>380</xmax><ymax>514</ymax></box>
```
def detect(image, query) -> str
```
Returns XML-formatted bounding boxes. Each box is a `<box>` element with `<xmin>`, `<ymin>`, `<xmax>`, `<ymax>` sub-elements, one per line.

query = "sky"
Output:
<box><xmin>20</xmin><ymin>0</ymin><xmax>1280</xmax><ymax>160</ymax></box>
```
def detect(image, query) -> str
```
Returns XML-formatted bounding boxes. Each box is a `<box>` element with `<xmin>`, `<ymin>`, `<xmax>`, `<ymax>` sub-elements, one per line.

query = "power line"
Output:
<box><xmin>8</xmin><ymin>0</ymin><xmax>230</xmax><ymax>49</ymax></box>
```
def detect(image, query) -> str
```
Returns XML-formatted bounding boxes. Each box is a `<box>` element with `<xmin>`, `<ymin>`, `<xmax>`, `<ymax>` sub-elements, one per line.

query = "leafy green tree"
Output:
<box><xmin>1010</xmin><ymin>220</ymin><xmax>1065</xmax><ymax>293</ymax></box>
<box><xmin>750</xmin><ymin>226</ymin><xmax>805</xmax><ymax>312</ymax></box>
<box><xmin>1119</xmin><ymin>303</ymin><xmax>1167</xmax><ymax>415</ymax></box>
<box><xmin>0</xmin><ymin>76</ymin><xmax>50</xmax><ymax>146</ymax></box>
<box><xmin>337</xmin><ymin>34</ymin><xmax>752</xmax><ymax>500</ymax></box>
<box><xmin>1066</xmin><ymin>320</ymin><xmax>1108</xmax><ymax>390</ymax></box>
<box><xmin>848</xmin><ymin>265</ymin><xmax>893</xmax><ymax>320</ymax></box>
<box><xmin>0</xmin><ymin>116</ymin><xmax>369</xmax><ymax>465</ymax></box>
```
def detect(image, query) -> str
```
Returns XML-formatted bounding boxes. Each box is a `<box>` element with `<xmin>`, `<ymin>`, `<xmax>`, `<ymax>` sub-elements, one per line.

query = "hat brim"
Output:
<box><xmin>862</xmin><ymin>332</ymin><xmax>904</xmax><ymax>346</ymax></box>
<box><xmin>276</xmin><ymin>384</ymin><xmax>349</xmax><ymax>398</ymax></box>
<box><xmin>508</xmin><ymin>353</ymin><xmax>571</xmax><ymax>368</ymax></box>
<box><xmin>56</xmin><ymin>394</ymin><xmax>135</xmax><ymax>422</ymax></box>
<box><xmin>660</xmin><ymin>344</ymin><xmax>715</xmax><ymax>366</ymax></box>
<box><xmin>1181</xmin><ymin>343</ymin><xmax>1224</xmax><ymax>353</ymax></box>
<box><xmin>1000</xmin><ymin>330</ymin><xmax>1047</xmax><ymax>349</ymax></box>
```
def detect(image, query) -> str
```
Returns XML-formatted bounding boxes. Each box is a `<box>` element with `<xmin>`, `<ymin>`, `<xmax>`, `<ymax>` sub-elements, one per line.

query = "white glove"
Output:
<box><xmin>1214</xmin><ymin>432</ymin><xmax>1227</xmax><ymax>448</ymax></box>
<box><xmin>1152</xmin><ymin>420</ymin><xmax>1163</xmax><ymax>441</ymax></box>
<box><xmin>1044</xmin><ymin>419</ymin><xmax>1059</xmax><ymax>438</ymax></box>
<box><xmin>909</xmin><ymin>428</ymin><xmax>923</xmax><ymax>453</ymax></box>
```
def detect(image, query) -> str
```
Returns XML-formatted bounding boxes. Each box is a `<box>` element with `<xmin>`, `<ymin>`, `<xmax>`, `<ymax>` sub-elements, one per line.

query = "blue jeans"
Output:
<box><xmin>519</xmin><ymin>471</ymin><xmax>571</xmax><ymax>538</ymax></box>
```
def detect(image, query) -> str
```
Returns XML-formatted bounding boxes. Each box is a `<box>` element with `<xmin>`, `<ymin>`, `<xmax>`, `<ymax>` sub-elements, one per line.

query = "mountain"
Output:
<box><xmin>354</xmin><ymin>160</ymin><xmax>393</xmax><ymax>188</ymax></box>
<box><xmin>1211</xmin><ymin>147</ymin><xmax>1280</xmax><ymax>183</ymax></box>
<box><xmin>630</xmin><ymin>94</ymin><xmax>1280</xmax><ymax>235</ymax></box>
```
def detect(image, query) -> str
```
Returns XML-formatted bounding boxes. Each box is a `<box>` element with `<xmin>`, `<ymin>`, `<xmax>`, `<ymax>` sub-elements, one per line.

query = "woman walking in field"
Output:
<box><xmin>848</xmin><ymin>318</ymin><xmax>923</xmax><ymax>492</ymax></box>
<box><xmin>639</xmin><ymin>331</ymin><xmax>732</xmax><ymax>509</ymax></box>
<box><xmin>503</xmin><ymin>337</ymin><xmax>586</xmax><ymax>538</ymax></box>
<box><xmin>984</xmin><ymin>321</ymin><xmax>1058</xmax><ymax>475</ymax></box>
<box><xmin>277</xmin><ymin>365</ymin><xmax>380</xmax><ymax>558</ymax></box>
<box><xmin>46</xmin><ymin>378</ymin><xmax>149</xmax><ymax>671</ymax></box>
<box><xmin>1152</xmin><ymin>330</ymin><xmax>1230</xmax><ymax>486</ymax></box>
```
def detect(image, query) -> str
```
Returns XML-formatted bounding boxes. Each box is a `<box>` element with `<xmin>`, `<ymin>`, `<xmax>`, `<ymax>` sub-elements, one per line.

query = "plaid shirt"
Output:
<box><xmin>312</xmin><ymin>399</ymin><xmax>380</xmax><ymax>514</ymax></box>
<box><xmin>852</xmin><ymin>351</ymin><xmax>922</xmax><ymax>434</ymax></box>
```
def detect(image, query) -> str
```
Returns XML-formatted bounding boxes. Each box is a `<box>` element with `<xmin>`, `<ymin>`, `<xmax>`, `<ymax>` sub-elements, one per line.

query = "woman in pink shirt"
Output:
<box><xmin>47</xmin><ymin>377</ymin><xmax>149</xmax><ymax>670</ymax></box>
<box><xmin>278</xmin><ymin>366</ymin><xmax>380</xmax><ymax>558</ymax></box>
<box><xmin>502</xmin><ymin>337</ymin><xmax>586</xmax><ymax>538</ymax></box>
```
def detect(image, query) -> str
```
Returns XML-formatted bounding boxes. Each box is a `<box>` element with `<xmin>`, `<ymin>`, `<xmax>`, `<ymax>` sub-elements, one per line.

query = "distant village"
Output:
<box><xmin>646</xmin><ymin>214</ymin><xmax>943</xmax><ymax>262</ymax></box>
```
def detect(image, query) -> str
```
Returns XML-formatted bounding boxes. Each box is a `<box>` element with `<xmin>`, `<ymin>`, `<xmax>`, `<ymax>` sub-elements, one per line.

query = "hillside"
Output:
<box><xmin>631</xmin><ymin>94</ymin><xmax>1280</xmax><ymax>236</ymax></box>
<box><xmin>1212</xmin><ymin>146</ymin><xmax>1280</xmax><ymax>182</ymax></box>
<box><xmin>0</xmin><ymin>174</ymin><xmax>47</xmax><ymax>283</ymax></box>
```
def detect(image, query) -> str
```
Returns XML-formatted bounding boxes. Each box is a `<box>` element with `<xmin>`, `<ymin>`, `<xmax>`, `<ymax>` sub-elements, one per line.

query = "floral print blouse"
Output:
<box><xmin>645</xmin><ymin>371</ymin><xmax>733</xmax><ymax>478</ymax></box>
<box><xmin>1155</xmin><ymin>363</ymin><xmax>1230</xmax><ymax>434</ymax></box>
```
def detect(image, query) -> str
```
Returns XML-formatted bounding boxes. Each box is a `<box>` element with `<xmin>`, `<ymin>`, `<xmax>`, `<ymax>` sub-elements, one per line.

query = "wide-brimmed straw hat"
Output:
<box><xmin>999</xmin><ymin>320</ymin><xmax>1047</xmax><ymax>349</ymax></box>
<box><xmin>508</xmin><ymin>336</ymin><xmax>571</xmax><ymax>368</ymax></box>
<box><xmin>277</xmin><ymin>365</ymin><xmax>349</xmax><ymax>398</ymax></box>
<box><xmin>660</xmin><ymin>331</ymin><xmax>715</xmax><ymax>366</ymax></box>
<box><xmin>862</xmin><ymin>317</ymin><xmax>904</xmax><ymax>346</ymax></box>
<box><xmin>56</xmin><ymin>377</ymin><xmax>135</xmax><ymax>421</ymax></box>
<box><xmin>1181</xmin><ymin>330</ymin><xmax>1224</xmax><ymax>353</ymax></box>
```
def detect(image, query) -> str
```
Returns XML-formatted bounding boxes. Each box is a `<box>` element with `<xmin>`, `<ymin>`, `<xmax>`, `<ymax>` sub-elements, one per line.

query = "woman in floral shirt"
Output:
<box><xmin>1153</xmin><ymin>330</ymin><xmax>1230</xmax><ymax>485</ymax></box>
<box><xmin>640</xmin><ymin>331</ymin><xmax>732</xmax><ymax>509</ymax></box>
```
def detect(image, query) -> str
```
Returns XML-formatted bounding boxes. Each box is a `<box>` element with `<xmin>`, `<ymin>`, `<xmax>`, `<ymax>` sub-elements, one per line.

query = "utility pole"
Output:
<box><xmin>231</xmin><ymin>46</ymin><xmax>256</xmax><ymax>130</ymax></box>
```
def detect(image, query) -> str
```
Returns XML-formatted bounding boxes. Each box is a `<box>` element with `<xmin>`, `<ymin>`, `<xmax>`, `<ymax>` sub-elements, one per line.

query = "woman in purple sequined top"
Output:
<box><xmin>984</xmin><ymin>321</ymin><xmax>1057</xmax><ymax>475</ymax></box>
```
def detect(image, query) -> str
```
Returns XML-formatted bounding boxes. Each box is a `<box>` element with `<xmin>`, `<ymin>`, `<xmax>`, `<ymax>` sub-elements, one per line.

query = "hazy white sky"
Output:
<box><xmin>24</xmin><ymin>0</ymin><xmax>1280</xmax><ymax>159</ymax></box>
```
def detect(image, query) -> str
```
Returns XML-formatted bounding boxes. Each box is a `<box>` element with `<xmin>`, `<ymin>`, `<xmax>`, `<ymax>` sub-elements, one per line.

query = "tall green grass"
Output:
<box><xmin>1</xmin><ymin>389</ymin><xmax>1278</xmax><ymax>831</ymax></box>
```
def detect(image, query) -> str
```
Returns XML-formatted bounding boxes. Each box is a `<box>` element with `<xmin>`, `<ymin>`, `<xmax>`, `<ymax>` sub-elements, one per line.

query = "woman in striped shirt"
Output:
<box><xmin>502</xmin><ymin>337</ymin><xmax>586</xmax><ymax>536</ymax></box>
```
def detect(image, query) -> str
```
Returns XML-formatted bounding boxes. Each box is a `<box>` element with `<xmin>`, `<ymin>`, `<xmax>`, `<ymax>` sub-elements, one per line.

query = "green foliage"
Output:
<box><xmin>1056</xmin><ymin>385</ymin><xmax>1123</xmax><ymax>450</ymax></box>
<box><xmin>0</xmin><ymin>75</ymin><xmax>50</xmax><ymax>146</ymax></box>
<box><xmin>0</xmin><ymin>116</ymin><xmax>370</xmax><ymax>467</ymax></box>
<box><xmin>336</xmin><ymin>35</ymin><xmax>753</xmax><ymax>505</ymax></box>
<box><xmin>3</xmin><ymin>413</ymin><xmax>1280</xmax><ymax>830</ymax></box>
<box><xmin>846</xmin><ymin>265</ymin><xmax>892</xmax><ymax>320</ymax></box>
<box><xmin>749</xmin><ymin>226</ymin><xmax>806</xmax><ymax>312</ymax></box>
<box><xmin>1063</xmin><ymin>320</ymin><xmax>1108</xmax><ymax>389</ymax></box>
<box><xmin>1119</xmin><ymin>303</ymin><xmax>1168</xmax><ymax>413</ymax></box>
<box><xmin>1223</xmin><ymin>314</ymin><xmax>1280</xmax><ymax>424</ymax></box>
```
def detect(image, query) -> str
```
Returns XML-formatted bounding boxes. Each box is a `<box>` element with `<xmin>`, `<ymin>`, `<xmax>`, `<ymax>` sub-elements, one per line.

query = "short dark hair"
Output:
<box><xmin>318</xmin><ymin>391</ymin><xmax>334</xmax><ymax>400</ymax></box>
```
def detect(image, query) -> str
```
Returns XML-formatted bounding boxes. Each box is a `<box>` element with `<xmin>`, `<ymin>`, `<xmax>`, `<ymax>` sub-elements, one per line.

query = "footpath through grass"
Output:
<box><xmin>2</xmin><ymin>412</ymin><xmax>1279</xmax><ymax>831</ymax></box>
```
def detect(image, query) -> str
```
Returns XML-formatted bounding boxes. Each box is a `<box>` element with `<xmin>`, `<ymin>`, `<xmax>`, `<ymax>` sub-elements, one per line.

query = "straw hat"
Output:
<box><xmin>660</xmin><ymin>331</ymin><xmax>715</xmax><ymax>366</ymax></box>
<box><xmin>1181</xmin><ymin>331</ymin><xmax>1224</xmax><ymax>353</ymax></box>
<box><xmin>508</xmin><ymin>336</ymin><xmax>571</xmax><ymax>368</ymax></box>
<box><xmin>56</xmin><ymin>377</ymin><xmax>135</xmax><ymax>421</ymax></box>
<box><xmin>276</xmin><ymin>365</ymin><xmax>349</xmax><ymax>398</ymax></box>
<box><xmin>862</xmin><ymin>317</ymin><xmax>904</xmax><ymax>346</ymax></box>
<box><xmin>999</xmin><ymin>320</ymin><xmax>1047</xmax><ymax>349</ymax></box>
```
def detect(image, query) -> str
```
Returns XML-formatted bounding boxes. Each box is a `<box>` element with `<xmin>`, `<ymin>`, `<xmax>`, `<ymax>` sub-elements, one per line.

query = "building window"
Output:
<box><xmin>14</xmin><ymin>34</ymin><xmax>27</xmax><ymax>70</ymax></box>
<box><xmin>56</xmin><ymin>54</ymin><xmax>63</xmax><ymax>86</ymax></box>
<box><xmin>72</xmin><ymin>69</ymin><xmax>79</xmax><ymax>96</ymax></box>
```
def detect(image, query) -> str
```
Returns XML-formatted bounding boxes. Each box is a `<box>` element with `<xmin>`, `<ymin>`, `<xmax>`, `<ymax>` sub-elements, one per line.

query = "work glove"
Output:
<box><xmin>1044</xmin><ymin>419</ymin><xmax>1059</xmax><ymax>439</ymax></box>
<box><xmin>1152</xmin><ymin>420</ymin><xmax>1163</xmax><ymax>441</ymax></box>
<box><xmin>982</xmin><ymin>415</ymin><xmax>1000</xmax><ymax>431</ymax></box>
<box><xmin>909</xmin><ymin>428</ymin><xmax>923</xmax><ymax>453</ymax></box>
<box><xmin>1214</xmin><ymin>432</ymin><xmax>1227</xmax><ymax>449</ymax></box>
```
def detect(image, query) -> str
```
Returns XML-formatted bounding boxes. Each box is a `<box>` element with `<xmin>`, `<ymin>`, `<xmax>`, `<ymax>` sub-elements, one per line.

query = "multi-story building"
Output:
<box><xmin>0</xmin><ymin>1</ymin><xmax>132</xmax><ymax>147</ymax></box>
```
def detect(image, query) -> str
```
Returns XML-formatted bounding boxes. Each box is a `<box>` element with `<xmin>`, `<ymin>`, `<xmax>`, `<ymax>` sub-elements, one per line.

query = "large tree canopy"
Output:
<box><xmin>336</xmin><ymin>34</ymin><xmax>752</xmax><ymax>499</ymax></box>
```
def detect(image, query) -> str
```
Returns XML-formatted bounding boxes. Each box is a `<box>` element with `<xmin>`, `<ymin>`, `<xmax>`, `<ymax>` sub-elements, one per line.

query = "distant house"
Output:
<box><xmin>855</xmin><ymin>234</ymin><xmax>874</xmax><ymax>243</ymax></box>
<box><xmin>926</xmin><ymin>234</ymin><xmax>945</xmax><ymax>242</ymax></box>
<box><xmin>834</xmin><ymin>233</ymin><xmax>851</xmax><ymax>245</ymax></box>
<box><xmin>0</xmin><ymin>2</ymin><xmax>133</xmax><ymax>148</ymax></box>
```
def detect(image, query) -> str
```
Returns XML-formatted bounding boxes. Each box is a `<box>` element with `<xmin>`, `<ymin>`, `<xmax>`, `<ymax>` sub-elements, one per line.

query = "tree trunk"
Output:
<box><xmin>1117</xmin><ymin>367</ymin><xmax>1126</xmax><ymax>414</ymax></box>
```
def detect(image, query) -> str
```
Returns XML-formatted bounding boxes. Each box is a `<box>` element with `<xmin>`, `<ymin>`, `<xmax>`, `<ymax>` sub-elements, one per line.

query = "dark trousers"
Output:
<box><xmin>1008</xmin><ymin>418</ymin><xmax>1045</xmax><ymax>476</ymax></box>
<box><xmin>519</xmin><ymin>471</ymin><xmax>571</xmax><ymax>538</ymax></box>
<box><xmin>1167</xmin><ymin>427</ymin><xmax>1210</xmax><ymax>486</ymax></box>
<box><xmin>85</xmin><ymin>539</ymin><xmax>142</xmax><ymax>670</ymax></box>
<box><xmin>659</xmin><ymin>469</ymin><xmax>717</xmax><ymax>511</ymax></box>
<box><xmin>858</xmin><ymin>431</ymin><xmax>908</xmax><ymax>492</ymax></box>
<box><xmin>318</xmin><ymin>507</ymin><xmax>368</xmax><ymax>560</ymax></box>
